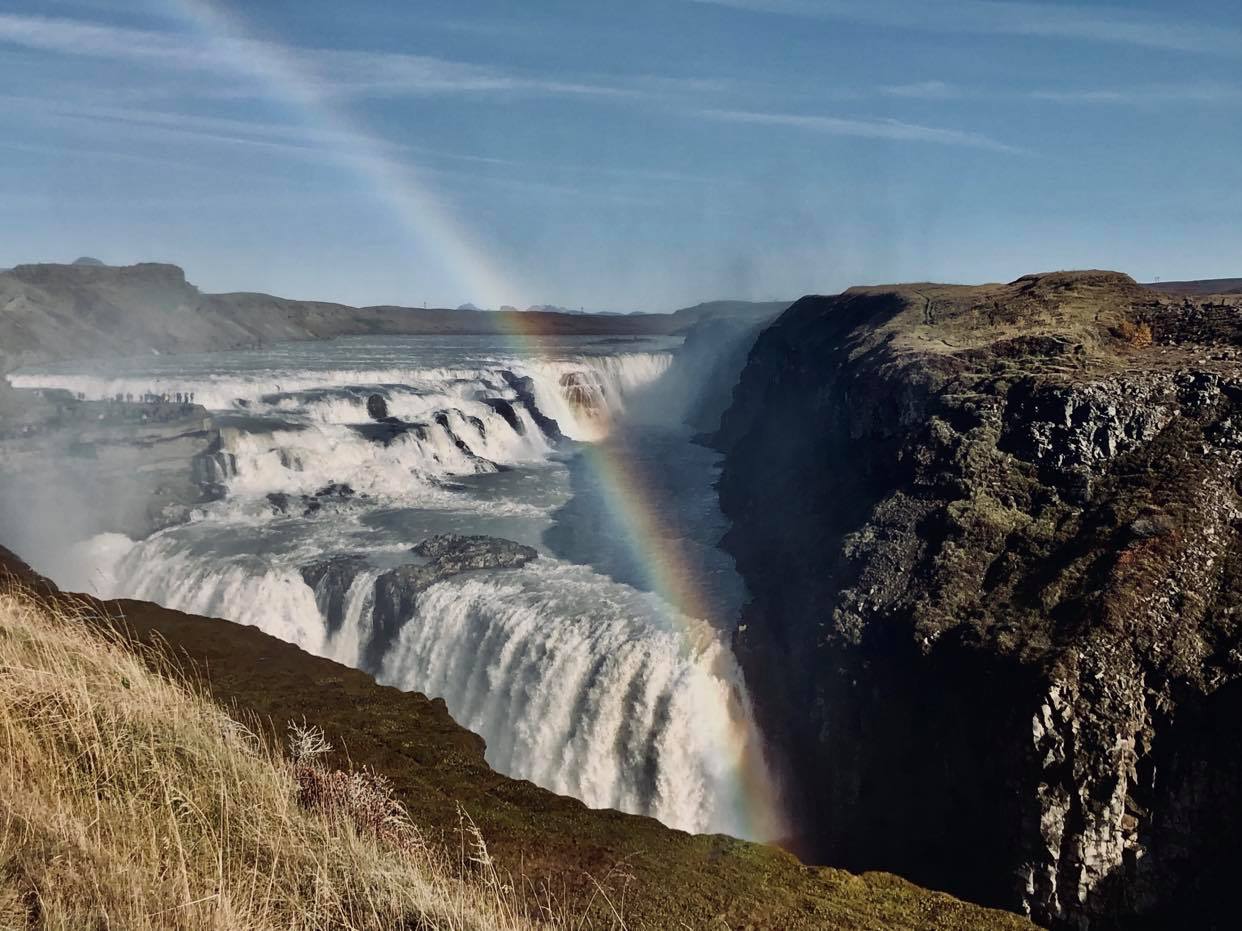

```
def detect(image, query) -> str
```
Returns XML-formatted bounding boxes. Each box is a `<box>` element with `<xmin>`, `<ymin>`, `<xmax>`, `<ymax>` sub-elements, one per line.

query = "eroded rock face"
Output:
<box><xmin>300</xmin><ymin>554</ymin><xmax>368</xmax><ymax>637</ymax></box>
<box><xmin>558</xmin><ymin>370</ymin><xmax>608</xmax><ymax>421</ymax></box>
<box><xmin>366</xmin><ymin>393</ymin><xmax>390</xmax><ymax>422</ymax></box>
<box><xmin>1000</xmin><ymin>378</ymin><xmax>1175</xmax><ymax>499</ymax></box>
<box><xmin>499</xmin><ymin>370</ymin><xmax>563</xmax><ymax>442</ymax></box>
<box><xmin>714</xmin><ymin>272</ymin><xmax>1242</xmax><ymax>928</ymax></box>
<box><xmin>482</xmin><ymin>398</ymin><xmax>523</xmax><ymax>433</ymax></box>
<box><xmin>367</xmin><ymin>534</ymin><xmax>537</xmax><ymax>671</ymax></box>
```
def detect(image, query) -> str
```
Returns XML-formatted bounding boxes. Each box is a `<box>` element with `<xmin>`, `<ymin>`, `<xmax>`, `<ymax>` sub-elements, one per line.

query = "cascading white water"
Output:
<box><xmin>522</xmin><ymin>353</ymin><xmax>674</xmax><ymax>441</ymax></box>
<box><xmin>105</xmin><ymin>529</ymin><xmax>768</xmax><ymax>837</ymax></box>
<box><xmin>378</xmin><ymin>561</ymin><xmax>760</xmax><ymax>836</ymax></box>
<box><xmin>111</xmin><ymin>532</ymin><xmax>329</xmax><ymax>653</ymax></box>
<box><xmin>8</xmin><ymin>353</ymin><xmax>672</xmax><ymax>439</ymax></box>
<box><xmin>329</xmin><ymin>568</ymin><xmax>381</xmax><ymax>669</ymax></box>
<box><xmin>12</xmin><ymin>352</ymin><xmax>674</xmax><ymax>499</ymax></box>
<box><xmin>11</xmin><ymin>335</ymin><xmax>781</xmax><ymax>839</ymax></box>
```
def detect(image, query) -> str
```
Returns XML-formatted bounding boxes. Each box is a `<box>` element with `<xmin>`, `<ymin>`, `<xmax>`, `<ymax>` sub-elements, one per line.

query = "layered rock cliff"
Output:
<box><xmin>714</xmin><ymin>272</ymin><xmax>1242</xmax><ymax>928</ymax></box>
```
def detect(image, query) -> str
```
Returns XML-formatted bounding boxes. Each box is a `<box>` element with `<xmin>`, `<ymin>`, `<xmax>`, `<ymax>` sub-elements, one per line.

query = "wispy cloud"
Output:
<box><xmin>1</xmin><ymin>95</ymin><xmax>536</xmax><ymax>181</ymax></box>
<box><xmin>1029</xmin><ymin>83</ymin><xmax>1242</xmax><ymax>105</ymax></box>
<box><xmin>872</xmin><ymin>79</ymin><xmax>1242</xmax><ymax>106</ymax></box>
<box><xmin>297</xmin><ymin>48</ymin><xmax>636</xmax><ymax>100</ymax></box>
<box><xmin>880</xmin><ymin>80</ymin><xmax>963</xmax><ymax>100</ymax></box>
<box><xmin>701</xmin><ymin>107</ymin><xmax>1024</xmax><ymax>153</ymax></box>
<box><xmin>0</xmin><ymin>94</ymin><xmax>358</xmax><ymax>157</ymax></box>
<box><xmin>0</xmin><ymin>13</ymin><xmax>635</xmax><ymax>100</ymax></box>
<box><xmin>0</xmin><ymin>13</ymin><xmax>215</xmax><ymax>67</ymax></box>
<box><xmin>687</xmin><ymin>0</ymin><xmax>1242</xmax><ymax>55</ymax></box>
<box><xmin>856</xmin><ymin>78</ymin><xmax>1242</xmax><ymax>106</ymax></box>
<box><xmin>0</xmin><ymin>95</ymin><xmax>663</xmax><ymax>208</ymax></box>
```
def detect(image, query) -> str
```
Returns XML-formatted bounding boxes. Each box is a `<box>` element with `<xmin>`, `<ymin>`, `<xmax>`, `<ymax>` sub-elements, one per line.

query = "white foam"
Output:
<box><xmin>15</xmin><ymin>338</ymin><xmax>782</xmax><ymax>840</ymax></box>
<box><xmin>378</xmin><ymin>559</ymin><xmax>771</xmax><ymax>837</ymax></box>
<box><xmin>104</xmin><ymin>530</ymin><xmax>776</xmax><ymax>838</ymax></box>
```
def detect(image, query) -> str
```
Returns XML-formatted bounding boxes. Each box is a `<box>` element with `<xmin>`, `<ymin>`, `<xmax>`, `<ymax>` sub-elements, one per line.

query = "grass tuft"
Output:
<box><xmin>0</xmin><ymin>586</ymin><xmax>621</xmax><ymax>930</ymax></box>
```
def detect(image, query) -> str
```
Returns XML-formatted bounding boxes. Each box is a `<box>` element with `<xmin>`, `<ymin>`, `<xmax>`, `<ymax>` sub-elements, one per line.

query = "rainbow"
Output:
<box><xmin>572</xmin><ymin>440</ymin><xmax>786</xmax><ymax>841</ymax></box>
<box><xmin>481</xmin><ymin>313</ymin><xmax>787</xmax><ymax>842</ymax></box>
<box><xmin>169</xmin><ymin>0</ymin><xmax>785</xmax><ymax>842</ymax></box>
<box><xmin>169</xmin><ymin>0</ymin><xmax>519</xmax><ymax>310</ymax></box>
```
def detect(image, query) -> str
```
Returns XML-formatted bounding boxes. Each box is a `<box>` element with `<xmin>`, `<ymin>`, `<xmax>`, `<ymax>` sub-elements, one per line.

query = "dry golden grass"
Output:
<box><xmin>0</xmin><ymin>588</ymin><xmax>623</xmax><ymax>931</ymax></box>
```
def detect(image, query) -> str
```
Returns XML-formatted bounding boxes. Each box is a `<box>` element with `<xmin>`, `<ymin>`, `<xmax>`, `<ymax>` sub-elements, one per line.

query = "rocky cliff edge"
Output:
<box><xmin>715</xmin><ymin>271</ymin><xmax>1242</xmax><ymax>928</ymax></box>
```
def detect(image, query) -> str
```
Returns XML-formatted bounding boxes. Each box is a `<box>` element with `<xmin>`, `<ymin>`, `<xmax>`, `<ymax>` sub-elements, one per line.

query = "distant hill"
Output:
<box><xmin>71</xmin><ymin>256</ymin><xmax>106</xmax><ymax>267</ymax></box>
<box><xmin>1144</xmin><ymin>277</ymin><xmax>1242</xmax><ymax>296</ymax></box>
<box><xmin>0</xmin><ymin>261</ymin><xmax>790</xmax><ymax>376</ymax></box>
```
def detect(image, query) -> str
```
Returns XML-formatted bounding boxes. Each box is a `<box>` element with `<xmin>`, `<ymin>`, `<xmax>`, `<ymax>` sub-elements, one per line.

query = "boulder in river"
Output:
<box><xmin>366</xmin><ymin>393</ymin><xmax>390</xmax><ymax>422</ymax></box>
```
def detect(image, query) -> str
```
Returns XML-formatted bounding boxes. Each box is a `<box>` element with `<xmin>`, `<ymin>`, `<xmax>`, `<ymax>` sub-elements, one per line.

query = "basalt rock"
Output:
<box><xmin>300</xmin><ymin>554</ymin><xmax>368</xmax><ymax>637</ymax></box>
<box><xmin>558</xmin><ymin>370</ymin><xmax>608</xmax><ymax>421</ymax></box>
<box><xmin>499</xmin><ymin>370</ymin><xmax>563</xmax><ymax>442</ymax></box>
<box><xmin>432</xmin><ymin>411</ymin><xmax>481</xmax><ymax>461</ymax></box>
<box><xmin>367</xmin><ymin>534</ymin><xmax>537</xmax><ymax>672</ymax></box>
<box><xmin>714</xmin><ymin>271</ymin><xmax>1242</xmax><ymax>929</ymax></box>
<box><xmin>366</xmin><ymin>393</ymin><xmax>390</xmax><ymax>422</ymax></box>
<box><xmin>313</xmin><ymin>482</ymin><xmax>355</xmax><ymax>499</ymax></box>
<box><xmin>266</xmin><ymin>492</ymin><xmax>292</xmax><ymax>515</ymax></box>
<box><xmin>482</xmin><ymin>398</ymin><xmax>524</xmax><ymax>434</ymax></box>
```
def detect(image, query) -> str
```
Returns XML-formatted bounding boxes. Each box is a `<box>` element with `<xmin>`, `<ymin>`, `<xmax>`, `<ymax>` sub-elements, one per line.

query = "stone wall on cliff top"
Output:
<box><xmin>714</xmin><ymin>271</ymin><xmax>1242</xmax><ymax>929</ymax></box>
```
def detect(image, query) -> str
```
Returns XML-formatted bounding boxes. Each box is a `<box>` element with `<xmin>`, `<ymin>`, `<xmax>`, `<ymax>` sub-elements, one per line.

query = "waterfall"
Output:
<box><xmin>12</xmin><ymin>337</ymin><xmax>782</xmax><ymax>840</ymax></box>
<box><xmin>104</xmin><ymin>534</ymin><xmax>771</xmax><ymax>838</ymax></box>
<box><xmin>10</xmin><ymin>353</ymin><xmax>675</xmax><ymax>500</ymax></box>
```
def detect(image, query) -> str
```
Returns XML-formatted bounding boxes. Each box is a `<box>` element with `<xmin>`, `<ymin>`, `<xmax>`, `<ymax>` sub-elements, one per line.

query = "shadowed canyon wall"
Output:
<box><xmin>714</xmin><ymin>273</ymin><xmax>1242</xmax><ymax>929</ymax></box>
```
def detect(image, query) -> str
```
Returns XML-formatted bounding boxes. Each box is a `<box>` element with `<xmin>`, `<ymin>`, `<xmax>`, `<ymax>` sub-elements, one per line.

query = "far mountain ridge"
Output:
<box><xmin>1144</xmin><ymin>277</ymin><xmax>1242</xmax><ymax>296</ymax></box>
<box><xmin>0</xmin><ymin>261</ymin><xmax>787</xmax><ymax>381</ymax></box>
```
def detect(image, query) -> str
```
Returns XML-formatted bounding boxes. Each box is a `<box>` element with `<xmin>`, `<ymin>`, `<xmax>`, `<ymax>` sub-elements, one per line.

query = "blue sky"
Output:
<box><xmin>2</xmin><ymin>0</ymin><xmax>1240</xmax><ymax>310</ymax></box>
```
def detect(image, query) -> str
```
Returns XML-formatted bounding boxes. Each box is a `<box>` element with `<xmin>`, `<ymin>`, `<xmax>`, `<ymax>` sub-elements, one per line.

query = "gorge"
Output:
<box><xmin>715</xmin><ymin>271</ymin><xmax>1242</xmax><ymax>928</ymax></box>
<box><xmin>3</xmin><ymin>262</ymin><xmax>1242</xmax><ymax>928</ymax></box>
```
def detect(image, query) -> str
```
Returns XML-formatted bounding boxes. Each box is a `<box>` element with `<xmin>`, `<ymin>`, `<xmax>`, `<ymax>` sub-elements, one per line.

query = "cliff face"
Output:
<box><xmin>714</xmin><ymin>272</ymin><xmax>1242</xmax><ymax>928</ymax></box>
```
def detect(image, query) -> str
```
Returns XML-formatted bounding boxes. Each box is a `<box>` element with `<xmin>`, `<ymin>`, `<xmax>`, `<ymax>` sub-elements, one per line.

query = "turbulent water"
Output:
<box><xmin>11</xmin><ymin>334</ymin><xmax>781</xmax><ymax>839</ymax></box>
